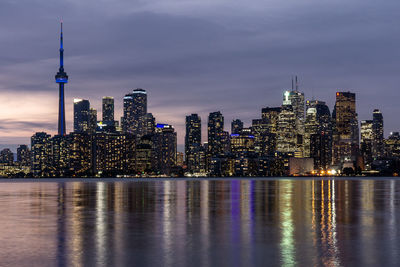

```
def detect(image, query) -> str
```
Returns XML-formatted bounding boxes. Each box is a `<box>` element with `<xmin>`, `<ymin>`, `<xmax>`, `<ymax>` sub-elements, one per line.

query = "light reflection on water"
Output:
<box><xmin>0</xmin><ymin>178</ymin><xmax>399</xmax><ymax>266</ymax></box>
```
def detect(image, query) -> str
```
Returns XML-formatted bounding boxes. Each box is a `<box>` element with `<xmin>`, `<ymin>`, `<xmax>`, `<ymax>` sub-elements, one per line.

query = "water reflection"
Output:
<box><xmin>0</xmin><ymin>179</ymin><xmax>399</xmax><ymax>266</ymax></box>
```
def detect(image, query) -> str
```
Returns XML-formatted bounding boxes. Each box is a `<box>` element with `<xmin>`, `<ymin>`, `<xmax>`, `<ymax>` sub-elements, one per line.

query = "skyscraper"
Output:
<box><xmin>73</xmin><ymin>99</ymin><xmax>90</xmax><ymax>133</ymax></box>
<box><xmin>372</xmin><ymin>109</ymin><xmax>384</xmax><ymax>159</ymax></box>
<box><xmin>153</xmin><ymin>124</ymin><xmax>177</xmax><ymax>175</ymax></box>
<box><xmin>360</xmin><ymin>120</ymin><xmax>373</xmax><ymax>170</ymax></box>
<box><xmin>304</xmin><ymin>100</ymin><xmax>332</xmax><ymax>170</ymax></box>
<box><xmin>123</xmin><ymin>88</ymin><xmax>147</xmax><ymax>137</ymax></box>
<box><xmin>208</xmin><ymin>111</ymin><xmax>225</xmax><ymax>158</ymax></box>
<box><xmin>332</xmin><ymin>92</ymin><xmax>359</xmax><ymax>168</ymax></box>
<box><xmin>89</xmin><ymin>108</ymin><xmax>98</xmax><ymax>133</ymax></box>
<box><xmin>102</xmin><ymin>96</ymin><xmax>114</xmax><ymax>124</ymax></box>
<box><xmin>55</xmin><ymin>22</ymin><xmax>68</xmax><ymax>136</ymax></box>
<box><xmin>31</xmin><ymin>132</ymin><xmax>52</xmax><ymax>177</ymax></box>
<box><xmin>231</xmin><ymin>119</ymin><xmax>243</xmax><ymax>134</ymax></box>
<box><xmin>185</xmin><ymin>114</ymin><xmax>202</xmax><ymax>171</ymax></box>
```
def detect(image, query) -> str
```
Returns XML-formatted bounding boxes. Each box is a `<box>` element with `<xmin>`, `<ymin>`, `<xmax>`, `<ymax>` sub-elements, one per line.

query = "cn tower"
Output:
<box><xmin>55</xmin><ymin>22</ymin><xmax>68</xmax><ymax>136</ymax></box>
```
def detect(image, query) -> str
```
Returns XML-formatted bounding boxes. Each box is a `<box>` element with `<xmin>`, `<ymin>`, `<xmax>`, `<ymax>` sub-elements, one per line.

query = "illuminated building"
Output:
<box><xmin>73</xmin><ymin>99</ymin><xmax>90</xmax><ymax>133</ymax></box>
<box><xmin>122</xmin><ymin>88</ymin><xmax>147</xmax><ymax>137</ymax></box>
<box><xmin>252</xmin><ymin>118</ymin><xmax>275</xmax><ymax>156</ymax></box>
<box><xmin>207</xmin><ymin>111</ymin><xmax>225</xmax><ymax>171</ymax></box>
<box><xmin>262</xmin><ymin>107</ymin><xmax>281</xmax><ymax>134</ymax></box>
<box><xmin>176</xmin><ymin>152</ymin><xmax>184</xmax><ymax>167</ymax></box>
<box><xmin>231</xmin><ymin>119</ymin><xmax>243</xmax><ymax>134</ymax></box>
<box><xmin>230</xmin><ymin>133</ymin><xmax>255</xmax><ymax>156</ymax></box>
<box><xmin>385</xmin><ymin>132</ymin><xmax>400</xmax><ymax>158</ymax></box>
<box><xmin>89</xmin><ymin>108</ymin><xmax>98</xmax><ymax>134</ymax></box>
<box><xmin>360</xmin><ymin>120</ymin><xmax>373</xmax><ymax>170</ymax></box>
<box><xmin>185</xmin><ymin>114</ymin><xmax>201</xmax><ymax>172</ymax></box>
<box><xmin>31</xmin><ymin>132</ymin><xmax>51</xmax><ymax>177</ymax></box>
<box><xmin>55</xmin><ymin>22</ymin><xmax>68</xmax><ymax>136</ymax></box>
<box><xmin>102</xmin><ymin>96</ymin><xmax>114</xmax><ymax>124</ymax></box>
<box><xmin>135</xmin><ymin>135</ymin><xmax>153</xmax><ymax>173</ymax></box>
<box><xmin>92</xmin><ymin>133</ymin><xmax>126</xmax><ymax>175</ymax></box>
<box><xmin>153</xmin><ymin>124</ymin><xmax>177</xmax><ymax>175</ymax></box>
<box><xmin>372</xmin><ymin>109</ymin><xmax>384</xmax><ymax>159</ymax></box>
<box><xmin>305</xmin><ymin>100</ymin><xmax>332</xmax><ymax>170</ymax></box>
<box><xmin>17</xmin><ymin>145</ymin><xmax>31</xmax><ymax>166</ymax></box>
<box><xmin>0</xmin><ymin>148</ymin><xmax>14</xmax><ymax>165</ymax></box>
<box><xmin>208</xmin><ymin>111</ymin><xmax>224</xmax><ymax>157</ymax></box>
<box><xmin>142</xmin><ymin>113</ymin><xmax>155</xmax><ymax>136</ymax></box>
<box><xmin>276</xmin><ymin>104</ymin><xmax>297</xmax><ymax>154</ymax></box>
<box><xmin>261</xmin><ymin>106</ymin><xmax>280</xmax><ymax>152</ymax></box>
<box><xmin>51</xmin><ymin>135</ymin><xmax>71</xmax><ymax>176</ymax></box>
<box><xmin>68</xmin><ymin>132</ymin><xmax>92</xmax><ymax>175</ymax></box>
<box><xmin>332</xmin><ymin>92</ymin><xmax>359</xmax><ymax>168</ymax></box>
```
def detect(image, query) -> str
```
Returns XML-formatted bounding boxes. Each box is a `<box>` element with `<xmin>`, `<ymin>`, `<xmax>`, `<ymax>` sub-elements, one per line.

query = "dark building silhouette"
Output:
<box><xmin>73</xmin><ymin>99</ymin><xmax>90</xmax><ymax>133</ymax></box>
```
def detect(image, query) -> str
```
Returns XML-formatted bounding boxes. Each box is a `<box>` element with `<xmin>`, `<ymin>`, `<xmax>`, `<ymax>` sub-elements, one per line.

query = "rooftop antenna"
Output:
<box><xmin>295</xmin><ymin>75</ymin><xmax>299</xmax><ymax>91</ymax></box>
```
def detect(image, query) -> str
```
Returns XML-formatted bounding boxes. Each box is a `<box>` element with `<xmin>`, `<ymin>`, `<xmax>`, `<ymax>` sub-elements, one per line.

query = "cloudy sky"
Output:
<box><xmin>1</xmin><ymin>0</ymin><xmax>400</xmax><ymax>150</ymax></box>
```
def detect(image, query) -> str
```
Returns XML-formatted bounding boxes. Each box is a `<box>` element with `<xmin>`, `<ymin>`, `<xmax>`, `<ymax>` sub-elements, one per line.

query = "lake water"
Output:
<box><xmin>0</xmin><ymin>178</ymin><xmax>399</xmax><ymax>267</ymax></box>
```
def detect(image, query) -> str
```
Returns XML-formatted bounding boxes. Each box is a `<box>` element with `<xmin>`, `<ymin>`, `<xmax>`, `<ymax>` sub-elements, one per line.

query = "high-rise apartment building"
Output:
<box><xmin>185</xmin><ymin>114</ymin><xmax>201</xmax><ymax>172</ymax></box>
<box><xmin>208</xmin><ymin>111</ymin><xmax>225</xmax><ymax>158</ymax></box>
<box><xmin>17</xmin><ymin>145</ymin><xmax>31</xmax><ymax>166</ymax></box>
<box><xmin>31</xmin><ymin>132</ymin><xmax>52</xmax><ymax>177</ymax></box>
<box><xmin>123</xmin><ymin>89</ymin><xmax>147</xmax><ymax>137</ymax></box>
<box><xmin>372</xmin><ymin>109</ymin><xmax>384</xmax><ymax>159</ymax></box>
<box><xmin>153</xmin><ymin>124</ymin><xmax>177</xmax><ymax>175</ymax></box>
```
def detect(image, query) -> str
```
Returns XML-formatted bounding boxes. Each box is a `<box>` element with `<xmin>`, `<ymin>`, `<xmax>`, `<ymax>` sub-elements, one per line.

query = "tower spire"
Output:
<box><xmin>55</xmin><ymin>21</ymin><xmax>68</xmax><ymax>136</ymax></box>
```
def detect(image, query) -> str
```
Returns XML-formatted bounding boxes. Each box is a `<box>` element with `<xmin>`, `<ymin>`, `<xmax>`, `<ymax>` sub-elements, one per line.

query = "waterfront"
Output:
<box><xmin>0</xmin><ymin>178</ymin><xmax>399</xmax><ymax>266</ymax></box>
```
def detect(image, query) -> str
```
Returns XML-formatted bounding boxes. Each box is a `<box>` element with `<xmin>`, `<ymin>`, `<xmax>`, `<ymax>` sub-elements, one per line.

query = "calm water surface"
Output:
<box><xmin>0</xmin><ymin>178</ymin><xmax>399</xmax><ymax>267</ymax></box>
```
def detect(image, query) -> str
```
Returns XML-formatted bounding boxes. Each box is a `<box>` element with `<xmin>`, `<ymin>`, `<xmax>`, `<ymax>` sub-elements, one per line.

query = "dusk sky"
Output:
<box><xmin>1</xmin><ymin>0</ymin><xmax>400</xmax><ymax>150</ymax></box>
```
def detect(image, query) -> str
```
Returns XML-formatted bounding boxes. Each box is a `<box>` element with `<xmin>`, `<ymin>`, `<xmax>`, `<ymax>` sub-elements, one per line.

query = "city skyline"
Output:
<box><xmin>1</xmin><ymin>0</ymin><xmax>400</xmax><ymax>147</ymax></box>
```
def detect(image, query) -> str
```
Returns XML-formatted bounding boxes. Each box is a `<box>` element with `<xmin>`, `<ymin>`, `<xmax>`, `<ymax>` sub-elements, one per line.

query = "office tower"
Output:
<box><xmin>385</xmin><ymin>132</ymin><xmax>400</xmax><ymax>158</ymax></box>
<box><xmin>136</xmin><ymin>135</ymin><xmax>153</xmax><ymax>173</ymax></box>
<box><xmin>282</xmin><ymin>78</ymin><xmax>305</xmax><ymax>157</ymax></box>
<box><xmin>332</xmin><ymin>92</ymin><xmax>359</xmax><ymax>167</ymax></box>
<box><xmin>262</xmin><ymin>107</ymin><xmax>281</xmax><ymax>134</ymax></box>
<box><xmin>68</xmin><ymin>132</ymin><xmax>92</xmax><ymax>175</ymax></box>
<box><xmin>0</xmin><ymin>148</ymin><xmax>14</xmax><ymax>165</ymax></box>
<box><xmin>17</xmin><ymin>145</ymin><xmax>31</xmax><ymax>166</ymax></box>
<box><xmin>276</xmin><ymin>103</ymin><xmax>296</xmax><ymax>154</ymax></box>
<box><xmin>304</xmin><ymin>100</ymin><xmax>332</xmax><ymax>169</ymax></box>
<box><xmin>252</xmin><ymin>118</ymin><xmax>275</xmax><ymax>156</ymax></box>
<box><xmin>51</xmin><ymin>135</ymin><xmax>70</xmax><ymax>175</ymax></box>
<box><xmin>102</xmin><ymin>96</ymin><xmax>114</xmax><ymax>124</ymax></box>
<box><xmin>360</xmin><ymin>120</ymin><xmax>373</xmax><ymax>170</ymax></box>
<box><xmin>372</xmin><ymin>109</ymin><xmax>384</xmax><ymax>159</ymax></box>
<box><xmin>153</xmin><ymin>124</ymin><xmax>177</xmax><ymax>175</ymax></box>
<box><xmin>55</xmin><ymin>22</ymin><xmax>68</xmax><ymax>136</ymax></box>
<box><xmin>122</xmin><ymin>88</ymin><xmax>147</xmax><ymax>137</ymax></box>
<box><xmin>89</xmin><ymin>108</ymin><xmax>97</xmax><ymax>133</ymax></box>
<box><xmin>142</xmin><ymin>113</ymin><xmax>156</xmax><ymax>136</ymax></box>
<box><xmin>185</xmin><ymin>114</ymin><xmax>201</xmax><ymax>172</ymax></box>
<box><xmin>231</xmin><ymin>119</ymin><xmax>243</xmax><ymax>134</ymax></box>
<box><xmin>92</xmin><ymin>132</ymin><xmax>126</xmax><ymax>175</ymax></box>
<box><xmin>74</xmin><ymin>99</ymin><xmax>90</xmax><ymax>133</ymax></box>
<box><xmin>31</xmin><ymin>132</ymin><xmax>51</xmax><ymax>177</ymax></box>
<box><xmin>230</xmin><ymin>132</ymin><xmax>255</xmax><ymax>155</ymax></box>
